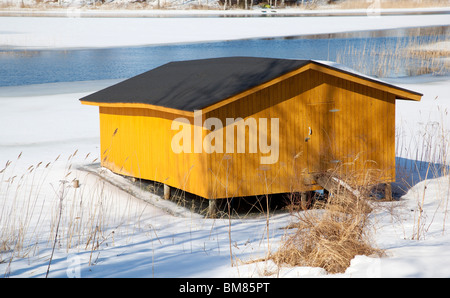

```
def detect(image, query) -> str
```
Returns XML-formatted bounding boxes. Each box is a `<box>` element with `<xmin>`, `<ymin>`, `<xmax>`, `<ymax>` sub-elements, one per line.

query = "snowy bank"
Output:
<box><xmin>1</xmin><ymin>12</ymin><xmax>450</xmax><ymax>49</ymax></box>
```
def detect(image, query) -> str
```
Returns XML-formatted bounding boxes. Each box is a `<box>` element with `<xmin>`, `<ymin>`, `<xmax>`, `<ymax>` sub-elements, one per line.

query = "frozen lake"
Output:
<box><xmin>1</xmin><ymin>25</ymin><xmax>448</xmax><ymax>87</ymax></box>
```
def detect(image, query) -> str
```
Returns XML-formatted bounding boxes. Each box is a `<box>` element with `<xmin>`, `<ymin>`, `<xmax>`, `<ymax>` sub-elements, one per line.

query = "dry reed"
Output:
<box><xmin>268</xmin><ymin>170</ymin><xmax>385</xmax><ymax>274</ymax></box>
<box><xmin>0</xmin><ymin>149</ymin><xmax>151</xmax><ymax>276</ymax></box>
<box><xmin>336</xmin><ymin>28</ymin><xmax>449</xmax><ymax>78</ymax></box>
<box><xmin>272</xmin><ymin>200</ymin><xmax>383</xmax><ymax>273</ymax></box>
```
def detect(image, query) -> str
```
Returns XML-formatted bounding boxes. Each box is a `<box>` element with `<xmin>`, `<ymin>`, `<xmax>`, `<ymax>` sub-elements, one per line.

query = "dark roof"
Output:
<box><xmin>80</xmin><ymin>57</ymin><xmax>422</xmax><ymax>111</ymax></box>
<box><xmin>80</xmin><ymin>57</ymin><xmax>310</xmax><ymax>111</ymax></box>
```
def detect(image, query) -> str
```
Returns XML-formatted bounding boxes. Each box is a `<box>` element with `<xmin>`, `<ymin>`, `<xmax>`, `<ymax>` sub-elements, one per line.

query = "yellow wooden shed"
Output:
<box><xmin>80</xmin><ymin>57</ymin><xmax>421</xmax><ymax>203</ymax></box>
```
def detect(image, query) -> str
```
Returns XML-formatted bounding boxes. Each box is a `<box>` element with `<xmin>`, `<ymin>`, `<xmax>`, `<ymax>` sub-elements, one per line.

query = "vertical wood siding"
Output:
<box><xmin>204</xmin><ymin>69</ymin><xmax>395</xmax><ymax>198</ymax></box>
<box><xmin>99</xmin><ymin>107</ymin><xmax>209</xmax><ymax>198</ymax></box>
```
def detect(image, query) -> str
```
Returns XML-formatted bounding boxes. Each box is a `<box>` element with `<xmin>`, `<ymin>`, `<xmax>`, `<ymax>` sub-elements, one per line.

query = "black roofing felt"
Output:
<box><xmin>80</xmin><ymin>57</ymin><xmax>422</xmax><ymax>111</ymax></box>
<box><xmin>80</xmin><ymin>57</ymin><xmax>310</xmax><ymax>111</ymax></box>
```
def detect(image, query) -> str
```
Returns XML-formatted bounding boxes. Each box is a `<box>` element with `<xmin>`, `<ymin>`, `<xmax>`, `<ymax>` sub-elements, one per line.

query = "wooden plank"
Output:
<box><xmin>164</xmin><ymin>184</ymin><xmax>171</xmax><ymax>200</ymax></box>
<box><xmin>361</xmin><ymin>84</ymin><xmax>368</xmax><ymax>175</ymax></box>
<box><xmin>385</xmin><ymin>183</ymin><xmax>393</xmax><ymax>201</ymax></box>
<box><xmin>275</xmin><ymin>80</ymin><xmax>284</xmax><ymax>193</ymax></box>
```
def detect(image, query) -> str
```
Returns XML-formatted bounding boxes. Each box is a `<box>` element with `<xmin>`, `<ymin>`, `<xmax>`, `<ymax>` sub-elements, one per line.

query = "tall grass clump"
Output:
<box><xmin>269</xmin><ymin>171</ymin><xmax>384</xmax><ymax>274</ymax></box>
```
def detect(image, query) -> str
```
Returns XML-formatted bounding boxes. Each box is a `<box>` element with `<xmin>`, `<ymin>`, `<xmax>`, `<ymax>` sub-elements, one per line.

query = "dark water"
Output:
<box><xmin>0</xmin><ymin>25</ymin><xmax>448</xmax><ymax>87</ymax></box>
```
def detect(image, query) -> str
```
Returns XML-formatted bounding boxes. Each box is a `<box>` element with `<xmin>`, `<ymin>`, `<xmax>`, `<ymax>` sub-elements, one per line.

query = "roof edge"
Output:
<box><xmin>80</xmin><ymin>100</ymin><xmax>195</xmax><ymax>117</ymax></box>
<box><xmin>310</xmin><ymin>60</ymin><xmax>423</xmax><ymax>101</ymax></box>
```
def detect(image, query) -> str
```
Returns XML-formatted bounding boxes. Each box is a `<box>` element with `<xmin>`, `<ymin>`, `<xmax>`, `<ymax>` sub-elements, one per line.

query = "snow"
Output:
<box><xmin>1</xmin><ymin>11</ymin><xmax>450</xmax><ymax>49</ymax></box>
<box><xmin>1</xmin><ymin>9</ymin><xmax>450</xmax><ymax>279</ymax></box>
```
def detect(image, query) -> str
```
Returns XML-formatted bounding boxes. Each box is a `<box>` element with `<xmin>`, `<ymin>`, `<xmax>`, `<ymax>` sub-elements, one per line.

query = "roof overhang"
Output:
<box><xmin>80</xmin><ymin>59</ymin><xmax>422</xmax><ymax>117</ymax></box>
<box><xmin>309</xmin><ymin>60</ymin><xmax>422</xmax><ymax>101</ymax></box>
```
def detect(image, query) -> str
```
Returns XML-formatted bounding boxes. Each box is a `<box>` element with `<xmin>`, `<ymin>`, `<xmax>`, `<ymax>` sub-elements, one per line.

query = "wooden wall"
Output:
<box><xmin>98</xmin><ymin>107</ymin><xmax>210</xmax><ymax>198</ymax></box>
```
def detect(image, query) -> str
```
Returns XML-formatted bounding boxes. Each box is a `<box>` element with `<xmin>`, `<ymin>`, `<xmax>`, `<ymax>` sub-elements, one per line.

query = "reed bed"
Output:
<box><xmin>336</xmin><ymin>28</ymin><xmax>450</xmax><ymax>78</ymax></box>
<box><xmin>0</xmin><ymin>150</ymin><xmax>149</xmax><ymax>275</ymax></box>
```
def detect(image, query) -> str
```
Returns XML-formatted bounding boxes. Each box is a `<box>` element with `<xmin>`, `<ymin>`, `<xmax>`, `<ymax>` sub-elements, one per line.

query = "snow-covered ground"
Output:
<box><xmin>2</xmin><ymin>74</ymin><xmax>449</xmax><ymax>279</ymax></box>
<box><xmin>1</xmin><ymin>10</ymin><xmax>450</xmax><ymax>49</ymax></box>
<box><xmin>0</xmin><ymin>10</ymin><xmax>450</xmax><ymax>279</ymax></box>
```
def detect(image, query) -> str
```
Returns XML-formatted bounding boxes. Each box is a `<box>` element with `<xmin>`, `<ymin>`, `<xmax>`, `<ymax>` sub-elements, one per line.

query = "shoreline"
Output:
<box><xmin>1</xmin><ymin>13</ymin><xmax>449</xmax><ymax>50</ymax></box>
<box><xmin>0</xmin><ymin>6</ymin><xmax>449</xmax><ymax>18</ymax></box>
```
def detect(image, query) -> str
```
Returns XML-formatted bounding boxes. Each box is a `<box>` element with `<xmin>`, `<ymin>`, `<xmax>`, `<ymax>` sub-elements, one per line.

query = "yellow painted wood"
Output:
<box><xmin>98</xmin><ymin>107</ymin><xmax>209</xmax><ymax>198</ymax></box>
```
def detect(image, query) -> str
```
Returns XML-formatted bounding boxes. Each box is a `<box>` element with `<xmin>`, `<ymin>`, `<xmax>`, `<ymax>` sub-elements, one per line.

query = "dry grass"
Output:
<box><xmin>336</xmin><ymin>28</ymin><xmax>450</xmax><ymax>78</ymax></box>
<box><xmin>336</xmin><ymin>40</ymin><xmax>450</xmax><ymax>78</ymax></box>
<box><xmin>0</xmin><ymin>150</ymin><xmax>150</xmax><ymax>275</ymax></box>
<box><xmin>268</xmin><ymin>172</ymin><xmax>385</xmax><ymax>274</ymax></box>
<box><xmin>270</xmin><ymin>200</ymin><xmax>383</xmax><ymax>273</ymax></box>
